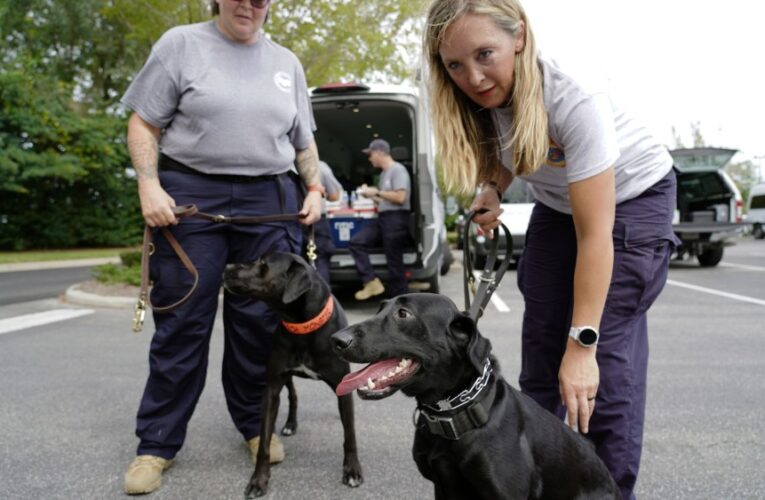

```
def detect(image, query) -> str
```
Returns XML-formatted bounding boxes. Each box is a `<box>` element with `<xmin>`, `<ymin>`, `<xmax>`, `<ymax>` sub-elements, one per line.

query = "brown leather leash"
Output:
<box><xmin>132</xmin><ymin>204</ymin><xmax>313</xmax><ymax>332</ymax></box>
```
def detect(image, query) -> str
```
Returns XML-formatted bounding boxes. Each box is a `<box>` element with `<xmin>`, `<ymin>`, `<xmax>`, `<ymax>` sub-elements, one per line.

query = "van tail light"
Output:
<box><xmin>735</xmin><ymin>199</ymin><xmax>743</xmax><ymax>222</ymax></box>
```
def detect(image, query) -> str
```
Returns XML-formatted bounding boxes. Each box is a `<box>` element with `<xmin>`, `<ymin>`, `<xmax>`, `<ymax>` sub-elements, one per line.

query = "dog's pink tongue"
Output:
<box><xmin>336</xmin><ymin>358</ymin><xmax>402</xmax><ymax>396</ymax></box>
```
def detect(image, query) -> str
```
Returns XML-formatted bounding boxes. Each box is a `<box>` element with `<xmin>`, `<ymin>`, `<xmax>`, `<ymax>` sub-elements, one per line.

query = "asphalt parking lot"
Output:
<box><xmin>0</xmin><ymin>238</ymin><xmax>763</xmax><ymax>499</ymax></box>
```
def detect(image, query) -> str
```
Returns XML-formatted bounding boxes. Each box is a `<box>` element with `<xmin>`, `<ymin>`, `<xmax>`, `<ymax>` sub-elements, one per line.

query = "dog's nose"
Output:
<box><xmin>331</xmin><ymin>329</ymin><xmax>355</xmax><ymax>352</ymax></box>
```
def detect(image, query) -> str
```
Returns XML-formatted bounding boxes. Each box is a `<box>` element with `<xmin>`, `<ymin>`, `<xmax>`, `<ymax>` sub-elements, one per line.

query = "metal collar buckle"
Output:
<box><xmin>421</xmin><ymin>412</ymin><xmax>459</xmax><ymax>440</ymax></box>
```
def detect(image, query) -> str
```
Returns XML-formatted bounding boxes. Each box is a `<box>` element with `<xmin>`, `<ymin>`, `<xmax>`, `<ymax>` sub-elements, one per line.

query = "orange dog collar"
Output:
<box><xmin>281</xmin><ymin>296</ymin><xmax>335</xmax><ymax>335</ymax></box>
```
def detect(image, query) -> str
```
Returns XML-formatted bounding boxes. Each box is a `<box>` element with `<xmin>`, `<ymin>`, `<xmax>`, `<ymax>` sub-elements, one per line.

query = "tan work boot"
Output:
<box><xmin>247</xmin><ymin>434</ymin><xmax>285</xmax><ymax>464</ymax></box>
<box><xmin>354</xmin><ymin>277</ymin><xmax>385</xmax><ymax>300</ymax></box>
<box><xmin>123</xmin><ymin>455</ymin><xmax>173</xmax><ymax>495</ymax></box>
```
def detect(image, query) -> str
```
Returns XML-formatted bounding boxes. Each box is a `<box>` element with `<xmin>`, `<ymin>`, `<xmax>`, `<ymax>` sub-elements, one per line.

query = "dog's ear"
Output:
<box><xmin>282</xmin><ymin>261</ymin><xmax>312</xmax><ymax>303</ymax></box>
<box><xmin>448</xmin><ymin>313</ymin><xmax>492</xmax><ymax>373</ymax></box>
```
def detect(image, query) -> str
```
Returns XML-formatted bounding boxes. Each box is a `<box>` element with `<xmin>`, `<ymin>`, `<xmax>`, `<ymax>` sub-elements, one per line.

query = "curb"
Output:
<box><xmin>64</xmin><ymin>283</ymin><xmax>136</xmax><ymax>309</ymax></box>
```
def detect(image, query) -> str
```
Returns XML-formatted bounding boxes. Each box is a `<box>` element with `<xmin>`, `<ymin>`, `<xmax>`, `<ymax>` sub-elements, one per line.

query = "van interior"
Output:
<box><xmin>312</xmin><ymin>98</ymin><xmax>421</xmax><ymax>255</ymax></box>
<box><xmin>312</xmin><ymin>99</ymin><xmax>415</xmax><ymax>190</ymax></box>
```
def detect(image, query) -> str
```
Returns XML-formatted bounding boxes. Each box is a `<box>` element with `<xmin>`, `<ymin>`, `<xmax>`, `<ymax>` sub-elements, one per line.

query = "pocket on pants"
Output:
<box><xmin>605</xmin><ymin>240</ymin><xmax>670</xmax><ymax>319</ymax></box>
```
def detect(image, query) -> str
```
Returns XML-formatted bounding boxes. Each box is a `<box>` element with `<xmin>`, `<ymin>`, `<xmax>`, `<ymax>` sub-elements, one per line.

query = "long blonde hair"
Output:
<box><xmin>424</xmin><ymin>0</ymin><xmax>547</xmax><ymax>195</ymax></box>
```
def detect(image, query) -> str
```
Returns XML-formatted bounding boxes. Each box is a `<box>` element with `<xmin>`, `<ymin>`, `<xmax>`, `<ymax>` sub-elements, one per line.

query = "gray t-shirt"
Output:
<box><xmin>493</xmin><ymin>58</ymin><xmax>673</xmax><ymax>214</ymax></box>
<box><xmin>319</xmin><ymin>160</ymin><xmax>342</xmax><ymax>215</ymax></box>
<box><xmin>378</xmin><ymin>162</ymin><xmax>411</xmax><ymax>212</ymax></box>
<box><xmin>121</xmin><ymin>21</ymin><xmax>315</xmax><ymax>176</ymax></box>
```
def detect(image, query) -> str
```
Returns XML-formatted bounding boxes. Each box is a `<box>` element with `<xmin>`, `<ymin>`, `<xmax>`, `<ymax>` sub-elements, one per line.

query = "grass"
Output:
<box><xmin>0</xmin><ymin>247</ymin><xmax>138</xmax><ymax>264</ymax></box>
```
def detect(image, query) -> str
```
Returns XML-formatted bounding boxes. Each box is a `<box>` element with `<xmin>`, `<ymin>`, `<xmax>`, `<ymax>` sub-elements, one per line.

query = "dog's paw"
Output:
<box><xmin>342</xmin><ymin>470</ymin><xmax>364</xmax><ymax>488</ymax></box>
<box><xmin>280</xmin><ymin>423</ymin><xmax>296</xmax><ymax>436</ymax></box>
<box><xmin>244</xmin><ymin>480</ymin><xmax>269</xmax><ymax>499</ymax></box>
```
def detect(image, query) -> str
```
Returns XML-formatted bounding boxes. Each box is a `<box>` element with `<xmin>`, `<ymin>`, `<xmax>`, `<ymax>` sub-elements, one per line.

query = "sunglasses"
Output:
<box><xmin>232</xmin><ymin>0</ymin><xmax>271</xmax><ymax>7</ymax></box>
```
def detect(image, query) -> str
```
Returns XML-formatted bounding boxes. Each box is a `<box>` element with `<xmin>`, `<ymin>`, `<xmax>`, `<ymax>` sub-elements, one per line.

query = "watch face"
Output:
<box><xmin>579</xmin><ymin>328</ymin><xmax>598</xmax><ymax>346</ymax></box>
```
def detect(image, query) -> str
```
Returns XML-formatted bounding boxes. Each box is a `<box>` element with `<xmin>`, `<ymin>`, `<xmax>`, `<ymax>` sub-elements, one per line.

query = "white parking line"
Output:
<box><xmin>472</xmin><ymin>271</ymin><xmax>511</xmax><ymax>313</ymax></box>
<box><xmin>666</xmin><ymin>280</ymin><xmax>765</xmax><ymax>307</ymax></box>
<box><xmin>0</xmin><ymin>309</ymin><xmax>95</xmax><ymax>336</ymax></box>
<box><xmin>719</xmin><ymin>262</ymin><xmax>765</xmax><ymax>272</ymax></box>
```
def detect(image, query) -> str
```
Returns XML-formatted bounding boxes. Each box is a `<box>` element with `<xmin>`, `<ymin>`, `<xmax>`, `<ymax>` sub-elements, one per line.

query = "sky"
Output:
<box><xmin>521</xmin><ymin>0</ymin><xmax>764</xmax><ymax>176</ymax></box>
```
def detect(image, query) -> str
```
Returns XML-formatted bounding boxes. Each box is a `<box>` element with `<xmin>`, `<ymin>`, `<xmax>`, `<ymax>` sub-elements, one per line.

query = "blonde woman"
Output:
<box><xmin>425</xmin><ymin>0</ymin><xmax>680</xmax><ymax>498</ymax></box>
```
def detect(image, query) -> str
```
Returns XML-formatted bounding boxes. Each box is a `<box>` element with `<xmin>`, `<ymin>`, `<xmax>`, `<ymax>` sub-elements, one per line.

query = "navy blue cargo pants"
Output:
<box><xmin>135</xmin><ymin>167</ymin><xmax>302</xmax><ymax>460</ymax></box>
<box><xmin>348</xmin><ymin>210</ymin><xmax>410</xmax><ymax>296</ymax></box>
<box><xmin>517</xmin><ymin>170</ymin><xmax>680</xmax><ymax>500</ymax></box>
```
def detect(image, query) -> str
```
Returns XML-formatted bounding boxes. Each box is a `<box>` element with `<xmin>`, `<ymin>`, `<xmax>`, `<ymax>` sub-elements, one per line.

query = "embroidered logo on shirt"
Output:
<box><xmin>547</xmin><ymin>139</ymin><xmax>566</xmax><ymax>168</ymax></box>
<box><xmin>274</xmin><ymin>72</ymin><xmax>292</xmax><ymax>93</ymax></box>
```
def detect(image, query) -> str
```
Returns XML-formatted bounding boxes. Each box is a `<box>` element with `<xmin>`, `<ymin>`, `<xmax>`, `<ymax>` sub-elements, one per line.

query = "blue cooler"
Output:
<box><xmin>330</xmin><ymin>216</ymin><xmax>370</xmax><ymax>248</ymax></box>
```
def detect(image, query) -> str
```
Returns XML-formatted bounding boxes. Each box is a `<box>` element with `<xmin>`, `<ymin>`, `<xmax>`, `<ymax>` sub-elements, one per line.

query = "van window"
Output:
<box><xmin>751</xmin><ymin>195</ymin><xmax>765</xmax><ymax>210</ymax></box>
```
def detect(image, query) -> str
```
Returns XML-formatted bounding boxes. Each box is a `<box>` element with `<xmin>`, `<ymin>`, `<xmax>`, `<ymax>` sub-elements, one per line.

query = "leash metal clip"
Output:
<box><xmin>306</xmin><ymin>238</ymin><xmax>317</xmax><ymax>264</ymax></box>
<box><xmin>132</xmin><ymin>298</ymin><xmax>146</xmax><ymax>333</ymax></box>
<box><xmin>212</xmin><ymin>214</ymin><xmax>229</xmax><ymax>223</ymax></box>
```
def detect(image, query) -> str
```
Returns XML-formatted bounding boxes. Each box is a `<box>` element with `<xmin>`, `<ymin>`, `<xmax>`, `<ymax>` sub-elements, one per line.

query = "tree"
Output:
<box><xmin>267</xmin><ymin>0</ymin><xmax>427</xmax><ymax>85</ymax></box>
<box><xmin>690</xmin><ymin>121</ymin><xmax>706</xmax><ymax>148</ymax></box>
<box><xmin>1</xmin><ymin>0</ymin><xmax>216</xmax><ymax>108</ymax></box>
<box><xmin>1</xmin><ymin>1</ymin><xmax>426</xmax><ymax>109</ymax></box>
<box><xmin>0</xmin><ymin>0</ymin><xmax>428</xmax><ymax>249</ymax></box>
<box><xmin>0</xmin><ymin>68</ymin><xmax>142</xmax><ymax>250</ymax></box>
<box><xmin>725</xmin><ymin>159</ymin><xmax>759</xmax><ymax>204</ymax></box>
<box><xmin>671</xmin><ymin>126</ymin><xmax>685</xmax><ymax>149</ymax></box>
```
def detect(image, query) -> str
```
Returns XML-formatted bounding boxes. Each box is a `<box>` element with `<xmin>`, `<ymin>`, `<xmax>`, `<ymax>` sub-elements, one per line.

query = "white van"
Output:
<box><xmin>310</xmin><ymin>83</ymin><xmax>450</xmax><ymax>292</ymax></box>
<box><xmin>745</xmin><ymin>183</ymin><xmax>765</xmax><ymax>239</ymax></box>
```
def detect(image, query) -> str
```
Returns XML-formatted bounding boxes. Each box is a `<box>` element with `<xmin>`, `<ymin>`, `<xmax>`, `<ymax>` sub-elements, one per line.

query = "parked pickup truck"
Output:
<box><xmin>671</xmin><ymin>147</ymin><xmax>747</xmax><ymax>267</ymax></box>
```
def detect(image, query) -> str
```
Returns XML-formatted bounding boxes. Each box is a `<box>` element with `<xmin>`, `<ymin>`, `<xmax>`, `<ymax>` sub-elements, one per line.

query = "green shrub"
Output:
<box><xmin>93</xmin><ymin>262</ymin><xmax>141</xmax><ymax>287</ymax></box>
<box><xmin>119</xmin><ymin>250</ymin><xmax>142</xmax><ymax>267</ymax></box>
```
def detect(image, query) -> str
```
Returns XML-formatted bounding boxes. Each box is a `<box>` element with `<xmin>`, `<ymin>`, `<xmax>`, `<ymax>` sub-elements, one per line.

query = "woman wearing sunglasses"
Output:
<box><xmin>121</xmin><ymin>0</ymin><xmax>322</xmax><ymax>494</ymax></box>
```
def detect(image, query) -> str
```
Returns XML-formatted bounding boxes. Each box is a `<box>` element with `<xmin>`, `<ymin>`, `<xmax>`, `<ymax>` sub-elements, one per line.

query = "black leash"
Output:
<box><xmin>461</xmin><ymin>210</ymin><xmax>513</xmax><ymax>322</ymax></box>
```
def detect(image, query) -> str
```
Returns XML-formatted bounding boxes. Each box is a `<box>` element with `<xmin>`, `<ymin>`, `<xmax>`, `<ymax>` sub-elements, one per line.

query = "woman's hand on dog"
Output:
<box><xmin>558</xmin><ymin>341</ymin><xmax>599</xmax><ymax>434</ymax></box>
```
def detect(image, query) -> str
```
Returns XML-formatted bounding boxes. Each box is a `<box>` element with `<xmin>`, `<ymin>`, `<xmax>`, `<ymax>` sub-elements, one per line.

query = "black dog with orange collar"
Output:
<box><xmin>223</xmin><ymin>252</ymin><xmax>363</xmax><ymax>498</ymax></box>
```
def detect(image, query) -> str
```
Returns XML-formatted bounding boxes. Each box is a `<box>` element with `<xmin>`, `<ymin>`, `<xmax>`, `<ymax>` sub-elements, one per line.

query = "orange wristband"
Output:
<box><xmin>307</xmin><ymin>184</ymin><xmax>326</xmax><ymax>198</ymax></box>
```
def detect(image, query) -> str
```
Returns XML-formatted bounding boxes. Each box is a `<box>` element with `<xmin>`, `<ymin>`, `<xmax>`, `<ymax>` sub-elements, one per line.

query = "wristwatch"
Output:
<box><xmin>568</xmin><ymin>326</ymin><xmax>599</xmax><ymax>347</ymax></box>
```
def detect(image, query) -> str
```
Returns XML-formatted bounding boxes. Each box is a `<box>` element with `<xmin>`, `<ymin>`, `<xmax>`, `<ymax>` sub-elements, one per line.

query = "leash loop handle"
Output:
<box><xmin>462</xmin><ymin>210</ymin><xmax>513</xmax><ymax>322</ymax></box>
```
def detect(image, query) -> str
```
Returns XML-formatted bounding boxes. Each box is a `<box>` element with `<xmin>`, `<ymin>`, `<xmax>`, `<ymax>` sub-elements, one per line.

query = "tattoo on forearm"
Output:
<box><xmin>127</xmin><ymin>138</ymin><xmax>159</xmax><ymax>182</ymax></box>
<box><xmin>295</xmin><ymin>148</ymin><xmax>320</xmax><ymax>186</ymax></box>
